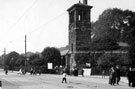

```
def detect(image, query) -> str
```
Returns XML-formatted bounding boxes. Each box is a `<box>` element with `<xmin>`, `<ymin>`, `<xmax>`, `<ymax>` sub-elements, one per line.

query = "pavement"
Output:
<box><xmin>86</xmin><ymin>75</ymin><xmax>128</xmax><ymax>84</ymax></box>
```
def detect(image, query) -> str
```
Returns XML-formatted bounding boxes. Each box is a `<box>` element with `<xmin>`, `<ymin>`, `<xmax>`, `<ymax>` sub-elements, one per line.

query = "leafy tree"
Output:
<box><xmin>97</xmin><ymin>53</ymin><xmax>129</xmax><ymax>70</ymax></box>
<box><xmin>75</xmin><ymin>54</ymin><xmax>90</xmax><ymax>68</ymax></box>
<box><xmin>15</xmin><ymin>55</ymin><xmax>25</xmax><ymax>66</ymax></box>
<box><xmin>29</xmin><ymin>53</ymin><xmax>43</xmax><ymax>66</ymax></box>
<box><xmin>123</xmin><ymin>12</ymin><xmax>135</xmax><ymax>66</ymax></box>
<box><xmin>92</xmin><ymin>8</ymin><xmax>135</xmax><ymax>67</ymax></box>
<box><xmin>128</xmin><ymin>16</ymin><xmax>135</xmax><ymax>65</ymax></box>
<box><xmin>0</xmin><ymin>55</ymin><xmax>5</xmax><ymax>66</ymax></box>
<box><xmin>41</xmin><ymin>47</ymin><xmax>61</xmax><ymax>68</ymax></box>
<box><xmin>5</xmin><ymin>51</ymin><xmax>20</xmax><ymax>70</ymax></box>
<box><xmin>90</xmin><ymin>36</ymin><xmax>120</xmax><ymax>51</ymax></box>
<box><xmin>93</xmin><ymin>8</ymin><xmax>135</xmax><ymax>43</ymax></box>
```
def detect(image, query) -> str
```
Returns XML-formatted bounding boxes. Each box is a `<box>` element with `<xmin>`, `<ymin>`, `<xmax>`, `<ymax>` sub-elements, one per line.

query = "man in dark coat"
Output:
<box><xmin>127</xmin><ymin>67</ymin><xmax>133</xmax><ymax>87</ymax></box>
<box><xmin>132</xmin><ymin>68</ymin><xmax>135</xmax><ymax>87</ymax></box>
<box><xmin>115</xmin><ymin>65</ymin><xmax>120</xmax><ymax>85</ymax></box>
<box><xmin>81</xmin><ymin>69</ymin><xmax>84</xmax><ymax>77</ymax></box>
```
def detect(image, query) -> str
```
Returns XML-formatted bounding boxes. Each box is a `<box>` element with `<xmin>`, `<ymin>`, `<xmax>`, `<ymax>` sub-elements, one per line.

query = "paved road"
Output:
<box><xmin>0</xmin><ymin>70</ymin><xmax>133</xmax><ymax>89</ymax></box>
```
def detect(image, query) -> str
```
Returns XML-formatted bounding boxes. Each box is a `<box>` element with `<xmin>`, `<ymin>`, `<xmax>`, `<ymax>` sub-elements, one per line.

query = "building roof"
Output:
<box><xmin>67</xmin><ymin>2</ymin><xmax>93</xmax><ymax>12</ymax></box>
<box><xmin>60</xmin><ymin>49</ymin><xmax>69</xmax><ymax>56</ymax></box>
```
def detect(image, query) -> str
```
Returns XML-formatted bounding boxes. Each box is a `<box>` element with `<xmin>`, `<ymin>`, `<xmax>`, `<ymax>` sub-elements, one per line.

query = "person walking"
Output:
<box><xmin>115</xmin><ymin>65</ymin><xmax>121</xmax><ymax>85</ymax></box>
<box><xmin>102</xmin><ymin>70</ymin><xmax>105</xmax><ymax>78</ymax></box>
<box><xmin>30</xmin><ymin>67</ymin><xmax>33</xmax><ymax>75</ymax></box>
<box><xmin>62</xmin><ymin>72</ymin><xmax>67</xmax><ymax>83</ymax></box>
<box><xmin>132</xmin><ymin>68</ymin><xmax>135</xmax><ymax>87</ymax></box>
<box><xmin>81</xmin><ymin>69</ymin><xmax>84</xmax><ymax>77</ymax></box>
<box><xmin>109</xmin><ymin>67</ymin><xmax>116</xmax><ymax>85</ymax></box>
<box><xmin>5</xmin><ymin>69</ymin><xmax>8</xmax><ymax>75</ymax></box>
<box><xmin>127</xmin><ymin>67</ymin><xmax>133</xmax><ymax>87</ymax></box>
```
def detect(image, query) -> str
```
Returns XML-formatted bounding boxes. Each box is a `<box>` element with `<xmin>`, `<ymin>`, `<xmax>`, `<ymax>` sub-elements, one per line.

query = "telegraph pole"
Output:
<box><xmin>25</xmin><ymin>35</ymin><xmax>27</xmax><ymax>66</ymax></box>
<box><xmin>4</xmin><ymin>48</ymin><xmax>6</xmax><ymax>59</ymax></box>
<box><xmin>4</xmin><ymin>48</ymin><xmax>6</xmax><ymax>69</ymax></box>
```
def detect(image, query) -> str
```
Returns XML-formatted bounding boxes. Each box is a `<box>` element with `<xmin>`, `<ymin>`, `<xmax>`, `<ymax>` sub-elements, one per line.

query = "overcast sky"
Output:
<box><xmin>0</xmin><ymin>0</ymin><xmax>134</xmax><ymax>55</ymax></box>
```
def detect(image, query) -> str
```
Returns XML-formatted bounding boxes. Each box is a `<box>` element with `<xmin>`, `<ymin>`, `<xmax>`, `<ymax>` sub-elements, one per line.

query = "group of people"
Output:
<box><xmin>30</xmin><ymin>67</ymin><xmax>41</xmax><ymax>75</ymax></box>
<box><xmin>109</xmin><ymin>65</ymin><xmax>135</xmax><ymax>87</ymax></box>
<box><xmin>109</xmin><ymin>65</ymin><xmax>120</xmax><ymax>85</ymax></box>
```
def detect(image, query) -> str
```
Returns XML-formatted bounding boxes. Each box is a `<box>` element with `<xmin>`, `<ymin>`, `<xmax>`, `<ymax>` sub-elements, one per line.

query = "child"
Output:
<box><xmin>62</xmin><ymin>72</ymin><xmax>67</xmax><ymax>83</ymax></box>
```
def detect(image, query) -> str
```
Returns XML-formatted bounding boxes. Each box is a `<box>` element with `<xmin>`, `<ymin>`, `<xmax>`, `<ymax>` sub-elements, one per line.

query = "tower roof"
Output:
<box><xmin>67</xmin><ymin>2</ymin><xmax>93</xmax><ymax>12</ymax></box>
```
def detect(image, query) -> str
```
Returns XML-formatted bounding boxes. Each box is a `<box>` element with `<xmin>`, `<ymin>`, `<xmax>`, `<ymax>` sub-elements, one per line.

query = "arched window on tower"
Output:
<box><xmin>78</xmin><ymin>10</ymin><xmax>89</xmax><ymax>22</ymax></box>
<box><xmin>78</xmin><ymin>11</ymin><xmax>82</xmax><ymax>21</ymax></box>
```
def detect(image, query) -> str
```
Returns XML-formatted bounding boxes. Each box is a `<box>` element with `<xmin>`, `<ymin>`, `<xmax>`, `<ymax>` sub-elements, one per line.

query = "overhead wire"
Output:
<box><xmin>27</xmin><ymin>0</ymin><xmax>69</xmax><ymax>35</ymax></box>
<box><xmin>0</xmin><ymin>0</ymin><xmax>38</xmax><ymax>41</ymax></box>
<box><xmin>1</xmin><ymin>0</ymin><xmax>70</xmax><ymax>54</ymax></box>
<box><xmin>27</xmin><ymin>11</ymin><xmax>67</xmax><ymax>35</ymax></box>
<box><xmin>4</xmin><ymin>0</ymin><xmax>68</xmax><ymax>45</ymax></box>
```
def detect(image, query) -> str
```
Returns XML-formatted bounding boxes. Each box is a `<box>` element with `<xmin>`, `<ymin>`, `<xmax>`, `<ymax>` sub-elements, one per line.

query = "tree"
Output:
<box><xmin>5</xmin><ymin>51</ymin><xmax>20</xmax><ymax>70</ymax></box>
<box><xmin>29</xmin><ymin>53</ymin><xmax>43</xmax><ymax>66</ymax></box>
<box><xmin>128</xmin><ymin>16</ymin><xmax>135</xmax><ymax>65</ymax></box>
<box><xmin>0</xmin><ymin>55</ymin><xmax>5</xmax><ymax>67</ymax></box>
<box><xmin>97</xmin><ymin>53</ymin><xmax>129</xmax><ymax>70</ymax></box>
<box><xmin>97</xmin><ymin>53</ymin><xmax>129</xmax><ymax>76</ymax></box>
<box><xmin>15</xmin><ymin>55</ymin><xmax>25</xmax><ymax>66</ymax></box>
<box><xmin>41</xmin><ymin>47</ymin><xmax>61</xmax><ymax>68</ymax></box>
<box><xmin>90</xmin><ymin>36</ymin><xmax>120</xmax><ymax>51</ymax></box>
<box><xmin>92</xmin><ymin>8</ymin><xmax>135</xmax><ymax>43</ymax></box>
<box><xmin>91</xmin><ymin>8</ymin><xmax>135</xmax><ymax>67</ymax></box>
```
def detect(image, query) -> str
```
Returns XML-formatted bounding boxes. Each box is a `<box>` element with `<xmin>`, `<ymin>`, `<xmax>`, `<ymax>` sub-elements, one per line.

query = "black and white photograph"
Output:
<box><xmin>0</xmin><ymin>0</ymin><xmax>135</xmax><ymax>89</ymax></box>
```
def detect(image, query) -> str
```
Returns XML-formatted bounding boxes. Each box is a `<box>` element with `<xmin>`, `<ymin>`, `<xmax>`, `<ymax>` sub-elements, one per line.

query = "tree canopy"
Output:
<box><xmin>91</xmin><ymin>8</ymin><xmax>135</xmax><ymax>68</ymax></box>
<box><xmin>5</xmin><ymin>51</ymin><xmax>20</xmax><ymax>70</ymax></box>
<box><xmin>29</xmin><ymin>53</ymin><xmax>43</xmax><ymax>66</ymax></box>
<box><xmin>92</xmin><ymin>8</ymin><xmax>135</xmax><ymax>43</ymax></box>
<box><xmin>41</xmin><ymin>47</ymin><xmax>61</xmax><ymax>67</ymax></box>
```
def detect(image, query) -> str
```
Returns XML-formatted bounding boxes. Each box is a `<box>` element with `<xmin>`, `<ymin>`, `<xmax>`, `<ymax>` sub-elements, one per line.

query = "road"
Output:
<box><xmin>0</xmin><ymin>70</ymin><xmax>133</xmax><ymax>89</ymax></box>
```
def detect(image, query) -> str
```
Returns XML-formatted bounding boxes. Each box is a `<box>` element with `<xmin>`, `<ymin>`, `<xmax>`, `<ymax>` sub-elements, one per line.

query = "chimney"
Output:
<box><xmin>83</xmin><ymin>0</ymin><xmax>87</xmax><ymax>5</ymax></box>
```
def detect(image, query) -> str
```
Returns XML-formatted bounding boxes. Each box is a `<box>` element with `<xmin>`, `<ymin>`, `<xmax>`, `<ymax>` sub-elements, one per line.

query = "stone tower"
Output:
<box><xmin>67</xmin><ymin>0</ymin><xmax>92</xmax><ymax>69</ymax></box>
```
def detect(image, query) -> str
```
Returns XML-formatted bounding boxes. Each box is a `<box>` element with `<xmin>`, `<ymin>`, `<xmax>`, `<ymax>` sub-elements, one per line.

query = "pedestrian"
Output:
<box><xmin>30</xmin><ymin>67</ymin><xmax>33</xmax><ymax>75</ymax></box>
<box><xmin>132</xmin><ymin>68</ymin><xmax>135</xmax><ymax>87</ymax></box>
<box><xmin>62</xmin><ymin>72</ymin><xmax>67</xmax><ymax>83</ymax></box>
<box><xmin>18</xmin><ymin>68</ymin><xmax>22</xmax><ymax>76</ymax></box>
<box><xmin>115</xmin><ymin>65</ymin><xmax>121</xmax><ymax>85</ymax></box>
<box><xmin>102</xmin><ymin>70</ymin><xmax>105</xmax><ymax>78</ymax></box>
<box><xmin>127</xmin><ymin>67</ymin><xmax>133</xmax><ymax>87</ymax></box>
<box><xmin>81</xmin><ymin>69</ymin><xmax>84</xmax><ymax>77</ymax></box>
<box><xmin>109</xmin><ymin>67</ymin><xmax>116</xmax><ymax>85</ymax></box>
<box><xmin>0</xmin><ymin>81</ymin><xmax>2</xmax><ymax>89</ymax></box>
<box><xmin>5</xmin><ymin>69</ymin><xmax>8</xmax><ymax>75</ymax></box>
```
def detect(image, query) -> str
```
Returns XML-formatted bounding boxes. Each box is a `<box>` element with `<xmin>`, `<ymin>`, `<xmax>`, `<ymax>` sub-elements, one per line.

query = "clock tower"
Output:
<box><xmin>67</xmin><ymin>0</ymin><xmax>92</xmax><ymax>70</ymax></box>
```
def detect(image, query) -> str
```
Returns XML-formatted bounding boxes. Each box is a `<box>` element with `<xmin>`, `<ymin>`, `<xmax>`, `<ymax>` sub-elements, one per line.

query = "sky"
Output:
<box><xmin>0</xmin><ymin>0</ymin><xmax>135</xmax><ymax>55</ymax></box>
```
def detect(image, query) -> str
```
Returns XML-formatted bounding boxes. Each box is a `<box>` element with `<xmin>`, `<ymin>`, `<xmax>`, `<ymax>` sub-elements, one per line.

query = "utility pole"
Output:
<box><xmin>4</xmin><ymin>48</ymin><xmax>6</xmax><ymax>59</ymax></box>
<box><xmin>4</xmin><ymin>48</ymin><xmax>6</xmax><ymax>69</ymax></box>
<box><xmin>25</xmin><ymin>35</ymin><xmax>27</xmax><ymax>66</ymax></box>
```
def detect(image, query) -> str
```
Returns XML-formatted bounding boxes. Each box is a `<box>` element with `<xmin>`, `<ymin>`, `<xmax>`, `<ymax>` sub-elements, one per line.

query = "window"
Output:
<box><xmin>78</xmin><ymin>11</ymin><xmax>82</xmax><ymax>21</ymax></box>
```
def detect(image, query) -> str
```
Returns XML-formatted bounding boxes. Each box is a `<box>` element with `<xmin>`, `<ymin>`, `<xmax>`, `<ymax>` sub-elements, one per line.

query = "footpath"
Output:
<box><xmin>84</xmin><ymin>75</ymin><xmax>128</xmax><ymax>84</ymax></box>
